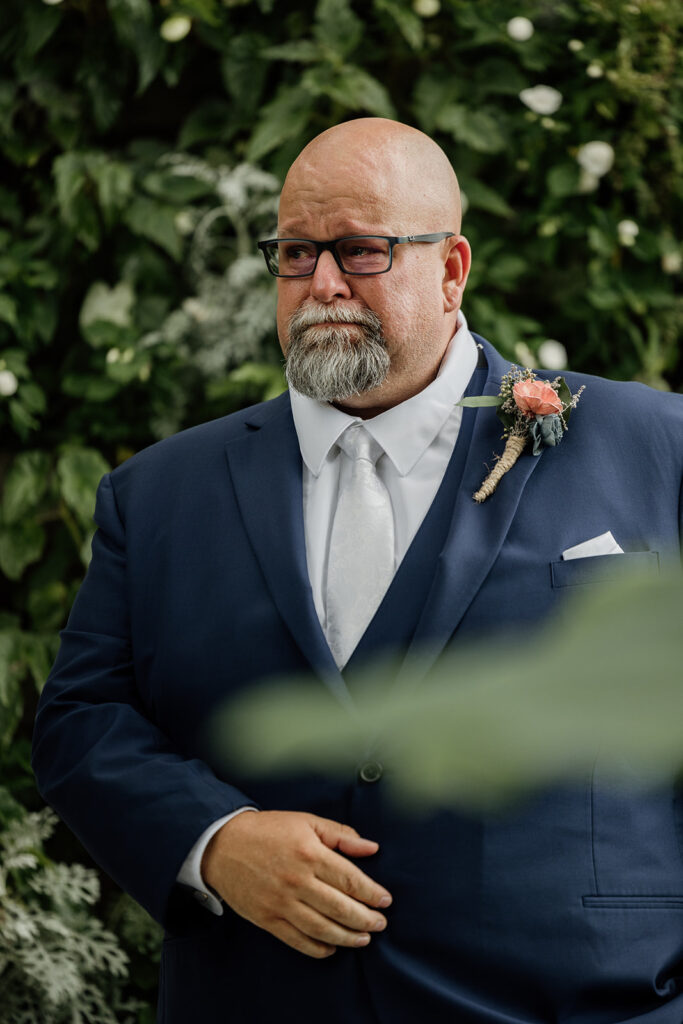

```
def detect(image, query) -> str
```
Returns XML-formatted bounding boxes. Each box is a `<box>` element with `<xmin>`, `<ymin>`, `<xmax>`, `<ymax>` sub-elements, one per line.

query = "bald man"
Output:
<box><xmin>33</xmin><ymin>120</ymin><xmax>683</xmax><ymax>1024</ymax></box>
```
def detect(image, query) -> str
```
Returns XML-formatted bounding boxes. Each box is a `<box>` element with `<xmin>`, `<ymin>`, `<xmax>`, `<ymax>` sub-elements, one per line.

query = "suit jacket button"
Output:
<box><xmin>194</xmin><ymin>891</ymin><xmax>209</xmax><ymax>902</ymax></box>
<box><xmin>359</xmin><ymin>760</ymin><xmax>383</xmax><ymax>783</ymax></box>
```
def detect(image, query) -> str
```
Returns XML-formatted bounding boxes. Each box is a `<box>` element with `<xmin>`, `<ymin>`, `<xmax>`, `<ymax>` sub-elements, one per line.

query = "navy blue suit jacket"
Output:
<box><xmin>33</xmin><ymin>338</ymin><xmax>683</xmax><ymax>1023</ymax></box>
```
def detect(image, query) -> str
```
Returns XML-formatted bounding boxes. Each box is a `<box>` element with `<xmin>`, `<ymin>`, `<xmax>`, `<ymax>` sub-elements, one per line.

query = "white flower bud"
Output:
<box><xmin>576</xmin><ymin>141</ymin><xmax>614</xmax><ymax>177</ymax></box>
<box><xmin>568</xmin><ymin>39</ymin><xmax>584</xmax><ymax>52</ymax></box>
<box><xmin>661</xmin><ymin>251</ymin><xmax>681</xmax><ymax>274</ymax></box>
<box><xmin>42</xmin><ymin>0</ymin><xmax>65</xmax><ymax>5</ymax></box>
<box><xmin>507</xmin><ymin>17</ymin><xmax>534</xmax><ymax>41</ymax></box>
<box><xmin>578</xmin><ymin>169</ymin><xmax>599</xmax><ymax>193</ymax></box>
<box><xmin>586</xmin><ymin>62</ymin><xmax>604</xmax><ymax>78</ymax></box>
<box><xmin>519</xmin><ymin>85</ymin><xmax>563</xmax><ymax>115</ymax></box>
<box><xmin>538</xmin><ymin>340</ymin><xmax>568</xmax><ymax>370</ymax></box>
<box><xmin>0</xmin><ymin>370</ymin><xmax>19</xmax><ymax>396</ymax></box>
<box><xmin>160</xmin><ymin>16</ymin><xmax>192</xmax><ymax>42</ymax></box>
<box><xmin>413</xmin><ymin>0</ymin><xmax>440</xmax><ymax>16</ymax></box>
<box><xmin>617</xmin><ymin>219</ymin><xmax>639</xmax><ymax>246</ymax></box>
<box><xmin>106</xmin><ymin>348</ymin><xmax>121</xmax><ymax>364</ymax></box>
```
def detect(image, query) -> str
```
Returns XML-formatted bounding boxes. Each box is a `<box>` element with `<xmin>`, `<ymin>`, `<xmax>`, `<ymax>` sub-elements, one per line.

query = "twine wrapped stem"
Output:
<box><xmin>473</xmin><ymin>434</ymin><xmax>527</xmax><ymax>503</ymax></box>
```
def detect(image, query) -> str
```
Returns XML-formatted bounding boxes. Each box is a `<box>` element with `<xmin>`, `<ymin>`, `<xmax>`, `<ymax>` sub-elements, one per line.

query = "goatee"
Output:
<box><xmin>284</xmin><ymin>303</ymin><xmax>390</xmax><ymax>403</ymax></box>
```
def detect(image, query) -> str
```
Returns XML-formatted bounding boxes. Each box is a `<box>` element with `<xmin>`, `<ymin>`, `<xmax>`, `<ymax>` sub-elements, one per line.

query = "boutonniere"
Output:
<box><xmin>459</xmin><ymin>367</ymin><xmax>585</xmax><ymax>503</ymax></box>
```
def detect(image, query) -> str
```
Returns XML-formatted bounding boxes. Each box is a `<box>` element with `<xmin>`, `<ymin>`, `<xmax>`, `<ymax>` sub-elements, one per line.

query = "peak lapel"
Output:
<box><xmin>223</xmin><ymin>397</ymin><xmax>350</xmax><ymax>709</ymax></box>
<box><xmin>399</xmin><ymin>338</ymin><xmax>545</xmax><ymax>686</ymax></box>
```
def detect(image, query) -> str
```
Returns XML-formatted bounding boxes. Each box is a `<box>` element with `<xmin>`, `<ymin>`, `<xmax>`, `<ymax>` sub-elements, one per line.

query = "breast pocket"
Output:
<box><xmin>550</xmin><ymin>550</ymin><xmax>660</xmax><ymax>589</ymax></box>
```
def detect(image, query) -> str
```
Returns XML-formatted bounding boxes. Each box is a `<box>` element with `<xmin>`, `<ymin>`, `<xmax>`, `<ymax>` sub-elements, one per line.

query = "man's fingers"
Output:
<box><xmin>316</xmin><ymin>848</ymin><xmax>392</xmax><ymax>909</ymax></box>
<box><xmin>312</xmin><ymin>817</ymin><xmax>377</xmax><ymax>855</ymax></box>
<box><xmin>292</xmin><ymin>902</ymin><xmax>376</xmax><ymax>949</ymax></box>
<box><xmin>271</xmin><ymin>919</ymin><xmax>337</xmax><ymax>960</ymax></box>
<box><xmin>304</xmin><ymin>880</ymin><xmax>388</xmax><ymax>934</ymax></box>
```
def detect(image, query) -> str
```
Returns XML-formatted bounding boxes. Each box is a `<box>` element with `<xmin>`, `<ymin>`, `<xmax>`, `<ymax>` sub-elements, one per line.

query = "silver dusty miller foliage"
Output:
<box><xmin>0</xmin><ymin>802</ymin><xmax>139</xmax><ymax>1024</ymax></box>
<box><xmin>141</xmin><ymin>158</ymin><xmax>281</xmax><ymax>381</ymax></box>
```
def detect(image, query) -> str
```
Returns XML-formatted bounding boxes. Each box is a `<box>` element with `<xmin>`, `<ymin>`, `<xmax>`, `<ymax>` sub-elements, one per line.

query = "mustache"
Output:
<box><xmin>288</xmin><ymin>303</ymin><xmax>382</xmax><ymax>332</ymax></box>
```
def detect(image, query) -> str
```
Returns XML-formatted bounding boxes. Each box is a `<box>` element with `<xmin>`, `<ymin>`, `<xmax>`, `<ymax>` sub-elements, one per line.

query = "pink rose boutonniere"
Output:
<box><xmin>459</xmin><ymin>366</ymin><xmax>585</xmax><ymax>503</ymax></box>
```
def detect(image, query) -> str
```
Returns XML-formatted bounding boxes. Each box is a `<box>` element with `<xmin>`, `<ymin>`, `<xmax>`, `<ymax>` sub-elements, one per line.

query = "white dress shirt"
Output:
<box><xmin>177</xmin><ymin>312</ymin><xmax>479</xmax><ymax>913</ymax></box>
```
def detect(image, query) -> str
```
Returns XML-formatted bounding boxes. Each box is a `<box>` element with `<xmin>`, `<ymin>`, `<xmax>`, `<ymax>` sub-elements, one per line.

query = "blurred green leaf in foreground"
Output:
<box><xmin>213</xmin><ymin>566</ymin><xmax>683</xmax><ymax>811</ymax></box>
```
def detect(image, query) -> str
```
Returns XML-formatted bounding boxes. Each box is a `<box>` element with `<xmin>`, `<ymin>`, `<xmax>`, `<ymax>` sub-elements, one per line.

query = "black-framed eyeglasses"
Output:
<box><xmin>257</xmin><ymin>232</ymin><xmax>455</xmax><ymax>278</ymax></box>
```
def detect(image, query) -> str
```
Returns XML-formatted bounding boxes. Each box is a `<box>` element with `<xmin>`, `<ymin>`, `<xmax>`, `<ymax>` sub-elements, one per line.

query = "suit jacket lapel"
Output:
<box><xmin>398</xmin><ymin>336</ymin><xmax>545</xmax><ymax>686</ymax></box>
<box><xmin>223</xmin><ymin>395</ymin><xmax>351</xmax><ymax>709</ymax></box>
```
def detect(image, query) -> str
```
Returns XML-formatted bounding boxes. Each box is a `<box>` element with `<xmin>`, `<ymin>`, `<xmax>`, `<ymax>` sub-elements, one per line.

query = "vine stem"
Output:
<box><xmin>473</xmin><ymin>434</ymin><xmax>527</xmax><ymax>503</ymax></box>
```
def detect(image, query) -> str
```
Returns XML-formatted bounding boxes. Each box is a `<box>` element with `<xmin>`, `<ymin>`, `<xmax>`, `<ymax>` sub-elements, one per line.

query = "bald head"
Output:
<box><xmin>280</xmin><ymin>118</ymin><xmax>462</xmax><ymax>236</ymax></box>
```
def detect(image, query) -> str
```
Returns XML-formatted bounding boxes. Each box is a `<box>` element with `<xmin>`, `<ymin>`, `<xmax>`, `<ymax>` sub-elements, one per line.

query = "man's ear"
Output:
<box><xmin>442</xmin><ymin>236</ymin><xmax>471</xmax><ymax>313</ymax></box>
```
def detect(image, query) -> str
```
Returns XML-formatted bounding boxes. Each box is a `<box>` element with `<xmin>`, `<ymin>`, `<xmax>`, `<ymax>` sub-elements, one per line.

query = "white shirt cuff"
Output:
<box><xmin>176</xmin><ymin>806</ymin><xmax>259</xmax><ymax>916</ymax></box>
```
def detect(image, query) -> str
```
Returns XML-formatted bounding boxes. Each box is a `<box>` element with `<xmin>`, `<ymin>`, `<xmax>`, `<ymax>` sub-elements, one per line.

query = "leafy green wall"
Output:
<box><xmin>0</xmin><ymin>0</ymin><xmax>680</xmax><ymax>1018</ymax></box>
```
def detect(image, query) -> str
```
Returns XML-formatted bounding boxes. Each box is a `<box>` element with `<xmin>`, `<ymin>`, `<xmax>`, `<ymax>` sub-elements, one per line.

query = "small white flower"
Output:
<box><xmin>519</xmin><ymin>85</ymin><xmax>563</xmax><ymax>115</ymax></box>
<box><xmin>106</xmin><ymin>348</ymin><xmax>121</xmax><ymax>364</ymax></box>
<box><xmin>540</xmin><ymin>117</ymin><xmax>556</xmax><ymax>129</ymax></box>
<box><xmin>538</xmin><ymin>340</ymin><xmax>568</xmax><ymax>370</ymax></box>
<box><xmin>175</xmin><ymin>211</ymin><xmax>195</xmax><ymax>235</ymax></box>
<box><xmin>0</xmin><ymin>370</ymin><xmax>19</xmax><ymax>397</ymax></box>
<box><xmin>507</xmin><ymin>17</ymin><xmax>534</xmax><ymax>41</ymax></box>
<box><xmin>121</xmin><ymin>348</ymin><xmax>135</xmax><ymax>364</ymax></box>
<box><xmin>460</xmin><ymin>190</ymin><xmax>469</xmax><ymax>216</ymax></box>
<box><xmin>578</xmin><ymin>169</ymin><xmax>599</xmax><ymax>193</ymax></box>
<box><xmin>661</xmin><ymin>251</ymin><xmax>681</xmax><ymax>274</ymax></box>
<box><xmin>42</xmin><ymin>0</ymin><xmax>65</xmax><ymax>5</ymax></box>
<box><xmin>413</xmin><ymin>0</ymin><xmax>440</xmax><ymax>16</ymax></box>
<box><xmin>617</xmin><ymin>219</ymin><xmax>639</xmax><ymax>246</ymax></box>
<box><xmin>568</xmin><ymin>39</ymin><xmax>584</xmax><ymax>52</ymax></box>
<box><xmin>576</xmin><ymin>141</ymin><xmax>614</xmax><ymax>177</ymax></box>
<box><xmin>160</xmin><ymin>16</ymin><xmax>192</xmax><ymax>42</ymax></box>
<box><xmin>586</xmin><ymin>62</ymin><xmax>604</xmax><ymax>78</ymax></box>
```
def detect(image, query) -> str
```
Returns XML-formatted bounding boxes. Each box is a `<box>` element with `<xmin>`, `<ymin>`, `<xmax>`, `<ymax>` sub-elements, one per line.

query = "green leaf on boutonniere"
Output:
<box><xmin>457</xmin><ymin>396</ymin><xmax>504</xmax><ymax>407</ymax></box>
<box><xmin>556</xmin><ymin>377</ymin><xmax>573</xmax><ymax>422</ymax></box>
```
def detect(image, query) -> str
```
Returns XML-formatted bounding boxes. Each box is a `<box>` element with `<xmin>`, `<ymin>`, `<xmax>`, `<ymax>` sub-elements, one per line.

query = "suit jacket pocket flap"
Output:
<box><xmin>551</xmin><ymin>550</ymin><xmax>660</xmax><ymax>588</ymax></box>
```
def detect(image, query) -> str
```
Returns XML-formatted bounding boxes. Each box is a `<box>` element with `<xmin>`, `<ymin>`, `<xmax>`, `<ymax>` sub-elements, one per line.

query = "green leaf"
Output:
<box><xmin>412</xmin><ymin>74</ymin><xmax>460</xmax><ymax>134</ymax></box>
<box><xmin>304</xmin><ymin>65</ymin><xmax>396</xmax><ymax>118</ymax></box>
<box><xmin>8</xmin><ymin>399</ymin><xmax>39</xmax><ymax>437</ymax></box>
<box><xmin>62</xmin><ymin>374</ymin><xmax>121</xmax><ymax>402</ymax></box>
<box><xmin>53</xmin><ymin>153</ymin><xmax>101</xmax><ymax>251</ymax></box>
<box><xmin>374</xmin><ymin>0</ymin><xmax>424</xmax><ymax>50</ymax></box>
<box><xmin>0</xmin><ymin>293</ymin><xmax>18</xmax><ymax>330</ymax></box>
<box><xmin>178</xmin><ymin>100</ymin><xmax>237</xmax><ymax>149</ymax></box>
<box><xmin>314</xmin><ymin>0</ymin><xmax>363</xmax><ymax>57</ymax></box>
<box><xmin>547</xmin><ymin>163</ymin><xmax>580</xmax><ymax>198</ymax></box>
<box><xmin>0</xmin><ymin>520</ymin><xmax>46</xmax><ymax>581</ymax></box>
<box><xmin>90</xmin><ymin>158</ymin><xmax>135</xmax><ymax>226</ymax></box>
<box><xmin>474</xmin><ymin>58</ymin><xmax>526</xmax><ymax>96</ymax></box>
<box><xmin>261</xmin><ymin>41</ymin><xmax>321</xmax><ymax>63</ymax></box>
<box><xmin>462</xmin><ymin>179</ymin><xmax>514</xmax><ymax>219</ymax></box>
<box><xmin>457</xmin><ymin>396</ymin><xmax>504</xmax><ymax>407</ymax></box>
<box><xmin>23</xmin><ymin>2</ymin><xmax>62</xmax><ymax>57</ymax></box>
<box><xmin>57</xmin><ymin>448</ymin><xmax>111</xmax><ymax>526</ymax></box>
<box><xmin>247</xmin><ymin>87</ymin><xmax>313</xmax><ymax>163</ymax></box>
<box><xmin>123</xmin><ymin>197</ymin><xmax>183</xmax><ymax>260</ymax></box>
<box><xmin>80</xmin><ymin>281</ymin><xmax>135</xmax><ymax>348</ymax></box>
<box><xmin>436</xmin><ymin>105</ymin><xmax>506</xmax><ymax>153</ymax></box>
<box><xmin>142</xmin><ymin>170</ymin><xmax>213</xmax><ymax>204</ymax></box>
<box><xmin>1</xmin><ymin>452</ymin><xmax>51</xmax><ymax>525</ymax></box>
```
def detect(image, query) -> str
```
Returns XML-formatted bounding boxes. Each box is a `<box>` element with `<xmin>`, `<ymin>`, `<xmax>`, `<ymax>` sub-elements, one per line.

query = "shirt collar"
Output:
<box><xmin>290</xmin><ymin>311</ymin><xmax>479</xmax><ymax>477</ymax></box>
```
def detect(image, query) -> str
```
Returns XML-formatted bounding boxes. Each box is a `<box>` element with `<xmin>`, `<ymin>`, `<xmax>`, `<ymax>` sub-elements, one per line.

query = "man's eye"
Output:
<box><xmin>348</xmin><ymin>245</ymin><xmax>376</xmax><ymax>257</ymax></box>
<box><xmin>286</xmin><ymin>245</ymin><xmax>313</xmax><ymax>260</ymax></box>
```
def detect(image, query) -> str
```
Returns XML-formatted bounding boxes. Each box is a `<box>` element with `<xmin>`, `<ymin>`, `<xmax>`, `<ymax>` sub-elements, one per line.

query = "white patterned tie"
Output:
<box><xmin>325</xmin><ymin>424</ymin><xmax>395</xmax><ymax>669</ymax></box>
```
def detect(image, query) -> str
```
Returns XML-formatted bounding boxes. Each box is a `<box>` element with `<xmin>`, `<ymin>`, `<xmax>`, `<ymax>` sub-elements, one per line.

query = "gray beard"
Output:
<box><xmin>284</xmin><ymin>304</ymin><xmax>390</xmax><ymax>403</ymax></box>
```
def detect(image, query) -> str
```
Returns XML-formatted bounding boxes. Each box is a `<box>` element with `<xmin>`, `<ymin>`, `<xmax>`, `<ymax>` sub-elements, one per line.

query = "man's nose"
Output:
<box><xmin>309</xmin><ymin>249</ymin><xmax>353</xmax><ymax>302</ymax></box>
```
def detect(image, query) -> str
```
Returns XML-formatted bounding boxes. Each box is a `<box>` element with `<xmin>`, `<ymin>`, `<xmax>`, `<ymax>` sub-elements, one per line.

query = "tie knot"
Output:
<box><xmin>337</xmin><ymin>424</ymin><xmax>383</xmax><ymax>466</ymax></box>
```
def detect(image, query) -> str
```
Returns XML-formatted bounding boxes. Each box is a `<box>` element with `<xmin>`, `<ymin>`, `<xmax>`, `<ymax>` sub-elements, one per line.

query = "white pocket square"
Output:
<box><xmin>561</xmin><ymin>531</ymin><xmax>625</xmax><ymax>560</ymax></box>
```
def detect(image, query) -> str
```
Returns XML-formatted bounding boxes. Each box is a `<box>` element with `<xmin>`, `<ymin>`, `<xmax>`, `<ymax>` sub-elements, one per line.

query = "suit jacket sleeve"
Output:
<box><xmin>32</xmin><ymin>473</ymin><xmax>257</xmax><ymax>927</ymax></box>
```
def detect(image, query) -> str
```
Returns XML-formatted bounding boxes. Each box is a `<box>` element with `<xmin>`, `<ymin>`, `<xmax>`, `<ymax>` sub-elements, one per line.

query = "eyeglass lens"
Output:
<box><xmin>265</xmin><ymin>237</ymin><xmax>391</xmax><ymax>276</ymax></box>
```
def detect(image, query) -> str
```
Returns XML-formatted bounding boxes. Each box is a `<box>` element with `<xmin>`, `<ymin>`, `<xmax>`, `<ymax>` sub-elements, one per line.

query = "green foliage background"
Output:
<box><xmin>0</xmin><ymin>0</ymin><xmax>680</xmax><ymax>1017</ymax></box>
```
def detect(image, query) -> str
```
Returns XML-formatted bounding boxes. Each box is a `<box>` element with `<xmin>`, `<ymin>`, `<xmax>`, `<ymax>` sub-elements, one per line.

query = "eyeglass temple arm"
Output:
<box><xmin>394</xmin><ymin>232</ymin><xmax>455</xmax><ymax>244</ymax></box>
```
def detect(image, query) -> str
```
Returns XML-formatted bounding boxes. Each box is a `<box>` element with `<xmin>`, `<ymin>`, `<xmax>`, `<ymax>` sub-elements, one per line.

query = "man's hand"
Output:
<box><xmin>201</xmin><ymin>810</ymin><xmax>392</xmax><ymax>959</ymax></box>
